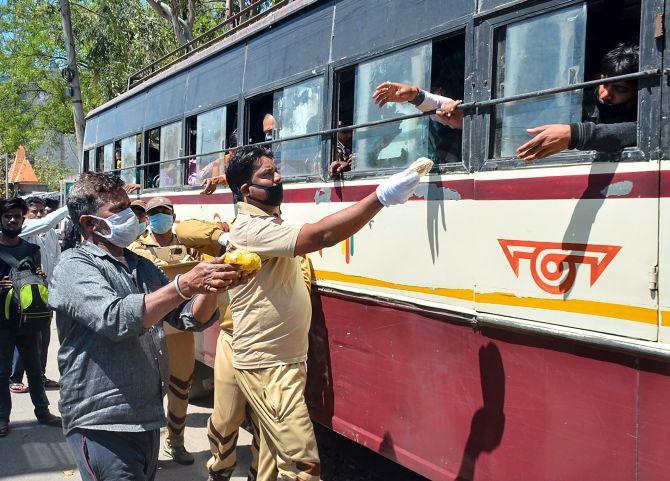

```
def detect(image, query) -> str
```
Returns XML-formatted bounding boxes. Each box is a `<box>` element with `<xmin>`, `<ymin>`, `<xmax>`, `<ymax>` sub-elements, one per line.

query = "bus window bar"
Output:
<box><xmin>128</xmin><ymin>0</ymin><xmax>291</xmax><ymax>90</ymax></box>
<box><xmin>106</xmin><ymin>69</ymin><xmax>663</xmax><ymax>174</ymax></box>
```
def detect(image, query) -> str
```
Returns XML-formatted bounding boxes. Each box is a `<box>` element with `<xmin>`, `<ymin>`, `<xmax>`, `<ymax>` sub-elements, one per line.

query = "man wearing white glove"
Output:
<box><xmin>219</xmin><ymin>145</ymin><xmax>419</xmax><ymax>481</ymax></box>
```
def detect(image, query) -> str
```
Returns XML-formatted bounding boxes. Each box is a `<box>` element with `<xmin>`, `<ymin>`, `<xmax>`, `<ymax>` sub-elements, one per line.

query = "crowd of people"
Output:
<box><xmin>0</xmin><ymin>40</ymin><xmax>640</xmax><ymax>481</ymax></box>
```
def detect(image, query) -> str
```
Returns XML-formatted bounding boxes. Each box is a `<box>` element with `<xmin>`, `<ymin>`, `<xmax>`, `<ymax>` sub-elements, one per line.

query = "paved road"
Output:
<box><xmin>0</xmin><ymin>323</ymin><xmax>252</xmax><ymax>481</ymax></box>
<box><xmin>0</xmin><ymin>324</ymin><xmax>426</xmax><ymax>481</ymax></box>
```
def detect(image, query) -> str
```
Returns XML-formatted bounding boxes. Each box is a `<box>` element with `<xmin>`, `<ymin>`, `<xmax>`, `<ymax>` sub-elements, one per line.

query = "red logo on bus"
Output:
<box><xmin>498</xmin><ymin>239</ymin><xmax>621</xmax><ymax>294</ymax></box>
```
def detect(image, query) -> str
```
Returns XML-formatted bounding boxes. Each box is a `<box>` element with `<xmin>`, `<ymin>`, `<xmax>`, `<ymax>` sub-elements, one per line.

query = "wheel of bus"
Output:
<box><xmin>188</xmin><ymin>359</ymin><xmax>215</xmax><ymax>404</ymax></box>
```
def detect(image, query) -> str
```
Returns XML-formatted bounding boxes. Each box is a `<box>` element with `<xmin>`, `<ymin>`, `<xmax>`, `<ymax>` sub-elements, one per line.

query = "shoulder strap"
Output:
<box><xmin>0</xmin><ymin>248</ymin><xmax>18</xmax><ymax>269</ymax></box>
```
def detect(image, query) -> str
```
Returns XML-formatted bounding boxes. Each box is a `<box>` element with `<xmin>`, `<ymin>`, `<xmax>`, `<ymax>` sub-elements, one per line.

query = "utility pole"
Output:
<box><xmin>59</xmin><ymin>0</ymin><xmax>85</xmax><ymax>161</ymax></box>
<box><xmin>4</xmin><ymin>152</ymin><xmax>8</xmax><ymax>199</ymax></box>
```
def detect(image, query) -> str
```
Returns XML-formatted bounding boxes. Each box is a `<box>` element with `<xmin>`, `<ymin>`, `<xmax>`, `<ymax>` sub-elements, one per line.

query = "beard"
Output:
<box><xmin>1</xmin><ymin>227</ymin><xmax>21</xmax><ymax>238</ymax></box>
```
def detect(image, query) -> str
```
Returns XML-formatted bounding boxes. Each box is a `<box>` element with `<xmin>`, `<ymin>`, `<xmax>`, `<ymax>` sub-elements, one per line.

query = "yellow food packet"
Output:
<box><xmin>223</xmin><ymin>249</ymin><xmax>262</xmax><ymax>273</ymax></box>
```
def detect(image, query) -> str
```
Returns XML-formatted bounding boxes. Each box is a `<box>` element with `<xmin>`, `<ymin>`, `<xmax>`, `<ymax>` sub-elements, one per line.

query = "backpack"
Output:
<box><xmin>0</xmin><ymin>249</ymin><xmax>51</xmax><ymax>331</ymax></box>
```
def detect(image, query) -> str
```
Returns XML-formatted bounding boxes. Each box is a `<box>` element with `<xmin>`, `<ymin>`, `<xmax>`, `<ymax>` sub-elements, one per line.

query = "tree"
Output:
<box><xmin>59</xmin><ymin>0</ymin><xmax>85</xmax><ymax>157</ymax></box>
<box><xmin>146</xmin><ymin>0</ymin><xmax>197</xmax><ymax>47</ymax></box>
<box><xmin>33</xmin><ymin>156</ymin><xmax>72</xmax><ymax>191</ymax></box>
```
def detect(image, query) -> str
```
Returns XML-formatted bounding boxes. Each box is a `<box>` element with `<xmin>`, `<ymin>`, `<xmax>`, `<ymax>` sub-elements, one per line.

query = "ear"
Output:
<box><xmin>240</xmin><ymin>183</ymin><xmax>251</xmax><ymax>198</ymax></box>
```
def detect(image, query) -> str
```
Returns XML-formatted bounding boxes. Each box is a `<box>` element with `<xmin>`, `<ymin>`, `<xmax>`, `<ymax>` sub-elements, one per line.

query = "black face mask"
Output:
<box><xmin>1</xmin><ymin>227</ymin><xmax>21</xmax><ymax>238</ymax></box>
<box><xmin>249</xmin><ymin>182</ymin><xmax>283</xmax><ymax>207</ymax></box>
<box><xmin>596</xmin><ymin>99</ymin><xmax>637</xmax><ymax>123</ymax></box>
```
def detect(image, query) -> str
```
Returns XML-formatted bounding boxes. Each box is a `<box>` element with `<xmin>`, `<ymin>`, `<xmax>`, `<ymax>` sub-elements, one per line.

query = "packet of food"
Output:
<box><xmin>223</xmin><ymin>249</ymin><xmax>262</xmax><ymax>273</ymax></box>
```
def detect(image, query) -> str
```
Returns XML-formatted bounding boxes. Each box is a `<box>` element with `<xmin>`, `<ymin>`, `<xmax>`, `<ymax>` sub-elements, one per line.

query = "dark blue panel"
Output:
<box><xmin>94</xmin><ymin>92</ymin><xmax>146</xmax><ymax>144</ymax></box>
<box><xmin>83</xmin><ymin>116</ymin><xmax>98</xmax><ymax>149</ymax></box>
<box><xmin>478</xmin><ymin>0</ymin><xmax>526</xmax><ymax>14</ymax></box>
<box><xmin>185</xmin><ymin>45</ymin><xmax>246</xmax><ymax>113</ymax></box>
<box><xmin>332</xmin><ymin>0</ymin><xmax>474</xmax><ymax>62</ymax></box>
<box><xmin>243</xmin><ymin>3</ymin><xmax>332</xmax><ymax>92</ymax></box>
<box><xmin>144</xmin><ymin>70</ymin><xmax>188</xmax><ymax>127</ymax></box>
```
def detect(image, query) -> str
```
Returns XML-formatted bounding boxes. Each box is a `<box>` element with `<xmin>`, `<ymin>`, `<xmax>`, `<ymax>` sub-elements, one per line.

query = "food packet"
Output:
<box><xmin>223</xmin><ymin>249</ymin><xmax>262</xmax><ymax>273</ymax></box>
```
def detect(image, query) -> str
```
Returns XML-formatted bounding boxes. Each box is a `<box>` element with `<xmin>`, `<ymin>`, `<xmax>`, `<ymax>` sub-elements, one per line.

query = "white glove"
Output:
<box><xmin>375</xmin><ymin>167</ymin><xmax>420</xmax><ymax>207</ymax></box>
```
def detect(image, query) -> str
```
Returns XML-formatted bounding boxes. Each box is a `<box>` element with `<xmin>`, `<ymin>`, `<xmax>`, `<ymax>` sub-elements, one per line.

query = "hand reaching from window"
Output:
<box><xmin>372</xmin><ymin>81</ymin><xmax>420</xmax><ymax>107</ymax></box>
<box><xmin>200</xmin><ymin>175</ymin><xmax>227</xmax><ymax>195</ymax></box>
<box><xmin>123</xmin><ymin>183</ymin><xmax>141</xmax><ymax>194</ymax></box>
<box><xmin>517</xmin><ymin>124</ymin><xmax>571</xmax><ymax>161</ymax></box>
<box><xmin>436</xmin><ymin>100</ymin><xmax>464</xmax><ymax>130</ymax></box>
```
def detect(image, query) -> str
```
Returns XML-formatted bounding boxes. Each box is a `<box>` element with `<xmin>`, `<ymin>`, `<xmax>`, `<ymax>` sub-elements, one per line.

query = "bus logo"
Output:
<box><xmin>498</xmin><ymin>239</ymin><xmax>621</xmax><ymax>294</ymax></box>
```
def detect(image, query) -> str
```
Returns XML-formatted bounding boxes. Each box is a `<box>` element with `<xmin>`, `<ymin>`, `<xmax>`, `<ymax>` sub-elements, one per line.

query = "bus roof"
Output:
<box><xmin>86</xmin><ymin>0</ymin><xmax>319</xmax><ymax>120</ymax></box>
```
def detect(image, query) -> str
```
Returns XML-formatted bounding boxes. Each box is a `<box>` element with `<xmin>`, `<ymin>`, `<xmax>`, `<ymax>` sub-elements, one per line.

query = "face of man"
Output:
<box><xmin>1</xmin><ymin>208</ymin><xmax>25</xmax><ymax>238</ymax></box>
<box><xmin>598</xmin><ymin>78</ymin><xmax>637</xmax><ymax>107</ymax></box>
<box><xmin>26</xmin><ymin>202</ymin><xmax>46</xmax><ymax>220</ymax></box>
<box><xmin>82</xmin><ymin>188</ymin><xmax>130</xmax><ymax>239</ymax></box>
<box><xmin>263</xmin><ymin>115</ymin><xmax>275</xmax><ymax>135</ymax></box>
<box><xmin>241</xmin><ymin>155</ymin><xmax>283</xmax><ymax>207</ymax></box>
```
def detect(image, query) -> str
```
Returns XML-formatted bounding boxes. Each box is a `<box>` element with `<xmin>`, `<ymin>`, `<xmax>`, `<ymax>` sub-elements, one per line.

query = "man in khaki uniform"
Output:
<box><xmin>224</xmin><ymin>146</ymin><xmax>420</xmax><ymax>481</ymax></box>
<box><xmin>129</xmin><ymin>196</ymin><xmax>200</xmax><ymax>465</ymax></box>
<box><xmin>176</xmin><ymin>218</ymin><xmax>312</xmax><ymax>481</ymax></box>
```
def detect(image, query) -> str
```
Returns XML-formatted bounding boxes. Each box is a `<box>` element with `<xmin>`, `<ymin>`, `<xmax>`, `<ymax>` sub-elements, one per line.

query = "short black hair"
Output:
<box><xmin>25</xmin><ymin>196</ymin><xmax>45</xmax><ymax>209</ymax></box>
<box><xmin>601</xmin><ymin>42</ymin><xmax>639</xmax><ymax>78</ymax></box>
<box><xmin>44</xmin><ymin>198</ymin><xmax>60</xmax><ymax>210</ymax></box>
<box><xmin>225</xmin><ymin>146</ymin><xmax>271</xmax><ymax>203</ymax></box>
<box><xmin>0</xmin><ymin>197</ymin><xmax>28</xmax><ymax>216</ymax></box>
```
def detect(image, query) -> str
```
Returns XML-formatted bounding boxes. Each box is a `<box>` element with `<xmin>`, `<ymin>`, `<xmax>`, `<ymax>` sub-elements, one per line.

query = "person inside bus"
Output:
<box><xmin>200</xmin><ymin>129</ymin><xmax>238</xmax><ymax>195</ymax></box>
<box><xmin>329</xmin><ymin>128</ymin><xmax>355</xmax><ymax>178</ymax></box>
<box><xmin>223</xmin><ymin>145</ymin><xmax>421</xmax><ymax>481</ymax></box>
<box><xmin>372</xmin><ymin>42</ymin><xmax>639</xmax><ymax>161</ymax></box>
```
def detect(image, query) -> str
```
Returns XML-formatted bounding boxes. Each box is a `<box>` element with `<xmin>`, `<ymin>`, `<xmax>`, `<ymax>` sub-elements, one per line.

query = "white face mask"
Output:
<box><xmin>91</xmin><ymin>208</ymin><xmax>140</xmax><ymax>248</ymax></box>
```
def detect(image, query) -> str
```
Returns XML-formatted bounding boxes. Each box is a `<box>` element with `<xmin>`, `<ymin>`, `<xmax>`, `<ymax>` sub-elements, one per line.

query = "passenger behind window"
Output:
<box><xmin>373</xmin><ymin>42</ymin><xmax>639</xmax><ymax>162</ymax></box>
<box><xmin>329</xmin><ymin>128</ymin><xmax>354</xmax><ymax>178</ymax></box>
<box><xmin>262</xmin><ymin>113</ymin><xmax>281</xmax><ymax>169</ymax></box>
<box><xmin>200</xmin><ymin>129</ymin><xmax>239</xmax><ymax>195</ymax></box>
<box><xmin>516</xmin><ymin>42</ymin><xmax>639</xmax><ymax>161</ymax></box>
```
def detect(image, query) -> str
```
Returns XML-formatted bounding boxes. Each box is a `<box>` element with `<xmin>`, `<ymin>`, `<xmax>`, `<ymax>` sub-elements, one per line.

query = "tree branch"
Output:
<box><xmin>146</xmin><ymin>0</ymin><xmax>173</xmax><ymax>22</ymax></box>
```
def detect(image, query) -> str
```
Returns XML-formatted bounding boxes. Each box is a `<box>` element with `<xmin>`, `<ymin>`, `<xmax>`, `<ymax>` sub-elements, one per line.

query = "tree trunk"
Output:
<box><xmin>225</xmin><ymin>0</ymin><xmax>232</xmax><ymax>19</ymax></box>
<box><xmin>59</xmin><ymin>0</ymin><xmax>85</xmax><ymax>161</ymax></box>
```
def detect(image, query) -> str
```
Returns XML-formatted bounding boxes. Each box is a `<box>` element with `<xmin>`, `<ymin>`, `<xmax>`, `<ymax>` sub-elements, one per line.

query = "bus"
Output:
<box><xmin>81</xmin><ymin>0</ymin><xmax>670</xmax><ymax>479</ymax></box>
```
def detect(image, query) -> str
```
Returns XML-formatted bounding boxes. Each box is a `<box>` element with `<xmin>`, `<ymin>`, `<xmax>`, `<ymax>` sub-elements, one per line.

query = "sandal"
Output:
<box><xmin>9</xmin><ymin>383</ymin><xmax>28</xmax><ymax>394</ymax></box>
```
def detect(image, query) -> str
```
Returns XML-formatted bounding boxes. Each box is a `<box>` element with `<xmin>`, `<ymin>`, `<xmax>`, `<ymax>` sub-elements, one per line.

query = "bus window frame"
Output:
<box><xmin>328</xmin><ymin>27</ymin><xmax>472</xmax><ymax>180</ymax></box>
<box><xmin>471</xmin><ymin>0</ymin><xmax>663</xmax><ymax>172</ymax></box>
<box><xmin>184</xmin><ymin>101</ymin><xmax>238</xmax><ymax>188</ymax></box>
<box><xmin>140</xmin><ymin>115</ymin><xmax>183</xmax><ymax>193</ymax></box>
<box><xmin>243</xmin><ymin>73</ymin><xmax>328</xmax><ymax>184</ymax></box>
<box><xmin>115</xmin><ymin>131</ymin><xmax>143</xmax><ymax>187</ymax></box>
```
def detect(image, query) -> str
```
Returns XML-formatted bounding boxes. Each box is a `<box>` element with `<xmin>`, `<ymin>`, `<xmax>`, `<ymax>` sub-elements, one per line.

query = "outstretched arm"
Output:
<box><xmin>294</xmin><ymin>167</ymin><xmax>420</xmax><ymax>255</ymax></box>
<box><xmin>20</xmin><ymin>206</ymin><xmax>69</xmax><ymax>238</ymax></box>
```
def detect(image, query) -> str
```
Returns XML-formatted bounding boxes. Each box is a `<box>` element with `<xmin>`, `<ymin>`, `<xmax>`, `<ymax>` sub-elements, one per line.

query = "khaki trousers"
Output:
<box><xmin>208</xmin><ymin>331</ymin><xmax>276</xmax><ymax>481</ymax></box>
<box><xmin>235</xmin><ymin>363</ymin><xmax>320</xmax><ymax>481</ymax></box>
<box><xmin>165</xmin><ymin>331</ymin><xmax>195</xmax><ymax>448</ymax></box>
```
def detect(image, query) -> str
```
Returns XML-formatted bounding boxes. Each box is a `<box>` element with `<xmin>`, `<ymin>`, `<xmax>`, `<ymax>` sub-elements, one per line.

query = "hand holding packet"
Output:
<box><xmin>375</xmin><ymin>157</ymin><xmax>433</xmax><ymax>207</ymax></box>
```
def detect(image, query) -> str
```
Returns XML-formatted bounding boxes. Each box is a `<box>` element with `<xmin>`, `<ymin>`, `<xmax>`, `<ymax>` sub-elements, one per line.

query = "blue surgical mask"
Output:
<box><xmin>137</xmin><ymin>221</ymin><xmax>147</xmax><ymax>236</ymax></box>
<box><xmin>91</xmin><ymin>208</ymin><xmax>140</xmax><ymax>248</ymax></box>
<box><xmin>149</xmin><ymin>213</ymin><xmax>174</xmax><ymax>235</ymax></box>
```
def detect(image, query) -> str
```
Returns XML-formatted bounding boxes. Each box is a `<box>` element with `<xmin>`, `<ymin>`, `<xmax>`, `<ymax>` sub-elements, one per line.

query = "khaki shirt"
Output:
<box><xmin>228</xmin><ymin>202</ymin><xmax>310</xmax><ymax>369</ymax></box>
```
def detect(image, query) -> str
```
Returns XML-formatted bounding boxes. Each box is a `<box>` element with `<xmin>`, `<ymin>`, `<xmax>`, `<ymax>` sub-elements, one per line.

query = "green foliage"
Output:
<box><xmin>32</xmin><ymin>156</ymin><xmax>72</xmax><ymax>191</ymax></box>
<box><xmin>0</xmin><ymin>1</ymin><xmax>181</xmax><ymax>155</ymax></box>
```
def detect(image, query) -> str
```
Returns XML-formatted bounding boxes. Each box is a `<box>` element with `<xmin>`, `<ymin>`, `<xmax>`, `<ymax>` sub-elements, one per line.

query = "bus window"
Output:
<box><xmin>119</xmin><ymin>134</ymin><xmax>141</xmax><ymax>186</ymax></box>
<box><xmin>158</xmin><ymin>121</ymin><xmax>182</xmax><ymax>188</ymax></box>
<box><xmin>103</xmin><ymin>143</ymin><xmax>114</xmax><ymax>173</ymax></box>
<box><xmin>492</xmin><ymin>4</ymin><xmax>587</xmax><ymax>158</ymax></box>
<box><xmin>145</xmin><ymin>128</ymin><xmax>160</xmax><ymax>189</ymax></box>
<box><xmin>331</xmin><ymin>68</ymin><xmax>355</xmax><ymax>177</ymax></box>
<box><xmin>185</xmin><ymin>102</ymin><xmax>237</xmax><ymax>186</ymax></box>
<box><xmin>83</xmin><ymin>149</ymin><xmax>92</xmax><ymax>172</ymax></box>
<box><xmin>246</xmin><ymin>77</ymin><xmax>323</xmax><ymax>178</ymax></box>
<box><xmin>352</xmin><ymin>42</ymin><xmax>432</xmax><ymax>171</ymax></box>
<box><xmin>273</xmin><ymin>77</ymin><xmax>322</xmax><ymax>177</ymax></box>
<box><xmin>490</xmin><ymin>1</ymin><xmax>641</xmax><ymax>160</ymax></box>
<box><xmin>94</xmin><ymin>146</ymin><xmax>104</xmax><ymax>172</ymax></box>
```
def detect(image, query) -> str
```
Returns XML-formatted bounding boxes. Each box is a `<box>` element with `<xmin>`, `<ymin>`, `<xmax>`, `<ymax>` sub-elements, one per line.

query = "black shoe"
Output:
<box><xmin>207</xmin><ymin>471</ymin><xmax>231</xmax><ymax>481</ymax></box>
<box><xmin>0</xmin><ymin>419</ymin><xmax>8</xmax><ymax>437</ymax></box>
<box><xmin>37</xmin><ymin>412</ymin><xmax>61</xmax><ymax>427</ymax></box>
<box><xmin>163</xmin><ymin>444</ymin><xmax>194</xmax><ymax>465</ymax></box>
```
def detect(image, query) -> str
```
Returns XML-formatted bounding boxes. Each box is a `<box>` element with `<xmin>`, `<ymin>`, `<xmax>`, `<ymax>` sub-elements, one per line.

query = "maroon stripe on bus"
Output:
<box><xmin>476</xmin><ymin>170</ymin><xmax>659</xmax><ymax>201</ymax></box>
<box><xmin>148</xmin><ymin>170</ymin><xmax>659</xmax><ymax>205</ymax></box>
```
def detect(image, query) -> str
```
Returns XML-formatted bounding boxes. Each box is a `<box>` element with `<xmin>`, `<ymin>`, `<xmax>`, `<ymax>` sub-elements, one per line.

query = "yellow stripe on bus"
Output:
<box><xmin>314</xmin><ymin>270</ymin><xmax>658</xmax><ymax>325</ymax></box>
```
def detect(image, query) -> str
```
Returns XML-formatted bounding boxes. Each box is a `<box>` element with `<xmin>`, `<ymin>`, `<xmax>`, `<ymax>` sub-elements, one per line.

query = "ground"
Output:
<box><xmin>0</xmin><ymin>324</ymin><xmax>426</xmax><ymax>481</ymax></box>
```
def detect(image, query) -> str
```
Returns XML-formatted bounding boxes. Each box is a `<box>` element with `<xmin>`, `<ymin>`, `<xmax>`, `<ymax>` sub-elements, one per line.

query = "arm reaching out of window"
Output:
<box><xmin>517</xmin><ymin>121</ymin><xmax>637</xmax><ymax>161</ymax></box>
<box><xmin>372</xmin><ymin>81</ymin><xmax>464</xmax><ymax>129</ymax></box>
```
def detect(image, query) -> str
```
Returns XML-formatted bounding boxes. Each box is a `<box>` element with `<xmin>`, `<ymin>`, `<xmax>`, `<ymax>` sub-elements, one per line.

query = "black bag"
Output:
<box><xmin>0</xmin><ymin>249</ymin><xmax>51</xmax><ymax>330</ymax></box>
